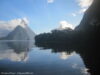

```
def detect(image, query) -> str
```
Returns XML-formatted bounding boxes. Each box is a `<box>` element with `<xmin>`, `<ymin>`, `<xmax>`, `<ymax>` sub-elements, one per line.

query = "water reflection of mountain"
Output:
<box><xmin>0</xmin><ymin>41</ymin><xmax>34</xmax><ymax>61</ymax></box>
<box><xmin>36</xmin><ymin>44</ymin><xmax>99</xmax><ymax>75</ymax></box>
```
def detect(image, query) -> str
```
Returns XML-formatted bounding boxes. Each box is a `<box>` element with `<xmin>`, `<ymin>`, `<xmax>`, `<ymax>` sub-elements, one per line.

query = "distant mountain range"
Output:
<box><xmin>0</xmin><ymin>18</ymin><xmax>35</xmax><ymax>40</ymax></box>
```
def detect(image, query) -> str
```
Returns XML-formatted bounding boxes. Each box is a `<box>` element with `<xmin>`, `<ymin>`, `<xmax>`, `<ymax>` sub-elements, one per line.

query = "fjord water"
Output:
<box><xmin>0</xmin><ymin>41</ymin><xmax>89</xmax><ymax>75</ymax></box>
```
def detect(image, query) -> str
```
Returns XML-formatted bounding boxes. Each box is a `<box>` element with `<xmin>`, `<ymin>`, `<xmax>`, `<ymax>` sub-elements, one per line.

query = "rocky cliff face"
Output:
<box><xmin>75</xmin><ymin>0</ymin><xmax>100</xmax><ymax>31</ymax></box>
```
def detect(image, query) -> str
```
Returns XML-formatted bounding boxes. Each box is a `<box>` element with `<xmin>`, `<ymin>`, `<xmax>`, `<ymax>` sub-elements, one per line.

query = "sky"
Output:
<box><xmin>0</xmin><ymin>0</ymin><xmax>93</xmax><ymax>34</ymax></box>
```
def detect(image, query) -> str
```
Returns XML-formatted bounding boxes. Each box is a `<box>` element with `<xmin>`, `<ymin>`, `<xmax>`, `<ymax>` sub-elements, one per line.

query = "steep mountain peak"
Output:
<box><xmin>7</xmin><ymin>25</ymin><xmax>30</xmax><ymax>40</ymax></box>
<box><xmin>0</xmin><ymin>18</ymin><xmax>32</xmax><ymax>38</ymax></box>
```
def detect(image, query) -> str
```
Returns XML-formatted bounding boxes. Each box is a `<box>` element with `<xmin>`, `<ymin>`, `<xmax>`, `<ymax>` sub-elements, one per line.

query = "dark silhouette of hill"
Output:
<box><xmin>76</xmin><ymin>0</ymin><xmax>100</xmax><ymax>31</ymax></box>
<box><xmin>75</xmin><ymin>0</ymin><xmax>100</xmax><ymax>47</ymax></box>
<box><xmin>35</xmin><ymin>0</ymin><xmax>100</xmax><ymax>47</ymax></box>
<box><xmin>35</xmin><ymin>28</ymin><xmax>75</xmax><ymax>47</ymax></box>
<box><xmin>35</xmin><ymin>0</ymin><xmax>100</xmax><ymax>75</ymax></box>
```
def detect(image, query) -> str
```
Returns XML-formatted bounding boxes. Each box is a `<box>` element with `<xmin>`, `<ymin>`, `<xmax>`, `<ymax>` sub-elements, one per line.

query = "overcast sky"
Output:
<box><xmin>0</xmin><ymin>0</ymin><xmax>93</xmax><ymax>33</ymax></box>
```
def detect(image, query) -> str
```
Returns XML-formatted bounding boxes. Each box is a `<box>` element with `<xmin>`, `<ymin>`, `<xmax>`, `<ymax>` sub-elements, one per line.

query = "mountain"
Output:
<box><xmin>0</xmin><ymin>18</ymin><xmax>35</xmax><ymax>40</ymax></box>
<box><xmin>75</xmin><ymin>0</ymin><xmax>100</xmax><ymax>31</ymax></box>
<box><xmin>35</xmin><ymin>0</ymin><xmax>100</xmax><ymax>47</ymax></box>
<box><xmin>74</xmin><ymin>0</ymin><xmax>100</xmax><ymax>45</ymax></box>
<box><xmin>7</xmin><ymin>25</ymin><xmax>35</xmax><ymax>40</ymax></box>
<box><xmin>7</xmin><ymin>26</ymin><xmax>29</xmax><ymax>40</ymax></box>
<box><xmin>0</xmin><ymin>18</ymin><xmax>26</xmax><ymax>38</ymax></box>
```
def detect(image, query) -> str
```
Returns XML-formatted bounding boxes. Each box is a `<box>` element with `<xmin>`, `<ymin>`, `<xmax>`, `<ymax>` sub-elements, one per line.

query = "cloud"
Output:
<box><xmin>59</xmin><ymin>52</ymin><xmax>75</xmax><ymax>60</ymax></box>
<box><xmin>78</xmin><ymin>0</ymin><xmax>93</xmax><ymax>8</ymax></box>
<box><xmin>22</xmin><ymin>17</ymin><xmax>29</xmax><ymax>24</ymax></box>
<box><xmin>47</xmin><ymin>0</ymin><xmax>54</xmax><ymax>3</ymax></box>
<box><xmin>79</xmin><ymin>8</ymin><xmax>87</xmax><ymax>13</ymax></box>
<box><xmin>77</xmin><ymin>0</ymin><xmax>93</xmax><ymax>14</ymax></box>
<box><xmin>72</xmin><ymin>63</ymin><xmax>78</xmax><ymax>69</ymax></box>
<box><xmin>58</xmin><ymin>21</ymin><xmax>75</xmax><ymax>30</ymax></box>
<box><xmin>0</xmin><ymin>49</ymin><xmax>28</xmax><ymax>62</ymax></box>
<box><xmin>72</xmin><ymin>63</ymin><xmax>90</xmax><ymax>75</ymax></box>
<box><xmin>81</xmin><ymin>68</ymin><xmax>90</xmax><ymax>75</ymax></box>
<box><xmin>72</xmin><ymin>13</ymin><xmax>77</xmax><ymax>17</ymax></box>
<box><xmin>0</xmin><ymin>17</ymin><xmax>29</xmax><ymax>37</ymax></box>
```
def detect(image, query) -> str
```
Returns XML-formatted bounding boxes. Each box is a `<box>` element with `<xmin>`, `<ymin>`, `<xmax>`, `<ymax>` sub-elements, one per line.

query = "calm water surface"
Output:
<box><xmin>0</xmin><ymin>41</ymin><xmax>90</xmax><ymax>75</ymax></box>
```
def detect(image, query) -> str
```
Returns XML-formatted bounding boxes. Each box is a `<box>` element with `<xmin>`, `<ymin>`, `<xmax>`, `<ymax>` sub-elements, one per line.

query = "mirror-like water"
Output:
<box><xmin>0</xmin><ymin>41</ymin><xmax>90</xmax><ymax>75</ymax></box>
